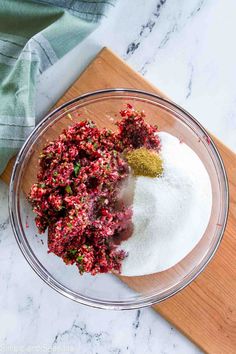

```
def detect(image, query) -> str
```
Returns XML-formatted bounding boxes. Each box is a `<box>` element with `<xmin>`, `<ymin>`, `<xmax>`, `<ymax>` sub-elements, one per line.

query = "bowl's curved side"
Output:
<box><xmin>9</xmin><ymin>89</ymin><xmax>229</xmax><ymax>309</ymax></box>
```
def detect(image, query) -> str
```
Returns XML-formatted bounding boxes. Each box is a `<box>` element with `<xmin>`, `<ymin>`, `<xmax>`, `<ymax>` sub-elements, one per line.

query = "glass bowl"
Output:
<box><xmin>9</xmin><ymin>89</ymin><xmax>228</xmax><ymax>310</ymax></box>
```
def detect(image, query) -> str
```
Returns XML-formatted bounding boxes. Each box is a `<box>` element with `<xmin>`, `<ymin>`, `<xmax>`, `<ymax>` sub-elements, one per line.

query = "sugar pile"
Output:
<box><xmin>120</xmin><ymin>132</ymin><xmax>212</xmax><ymax>276</ymax></box>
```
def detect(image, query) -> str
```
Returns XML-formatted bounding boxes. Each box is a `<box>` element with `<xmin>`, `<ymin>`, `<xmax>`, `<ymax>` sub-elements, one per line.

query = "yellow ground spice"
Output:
<box><xmin>126</xmin><ymin>148</ymin><xmax>163</xmax><ymax>178</ymax></box>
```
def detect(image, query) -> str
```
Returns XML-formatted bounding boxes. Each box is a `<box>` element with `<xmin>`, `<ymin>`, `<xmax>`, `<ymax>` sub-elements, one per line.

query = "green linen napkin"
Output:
<box><xmin>0</xmin><ymin>0</ymin><xmax>115</xmax><ymax>174</ymax></box>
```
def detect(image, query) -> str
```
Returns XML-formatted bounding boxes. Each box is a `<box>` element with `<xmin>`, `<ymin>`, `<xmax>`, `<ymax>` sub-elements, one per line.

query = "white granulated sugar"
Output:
<box><xmin>120</xmin><ymin>132</ymin><xmax>212</xmax><ymax>276</ymax></box>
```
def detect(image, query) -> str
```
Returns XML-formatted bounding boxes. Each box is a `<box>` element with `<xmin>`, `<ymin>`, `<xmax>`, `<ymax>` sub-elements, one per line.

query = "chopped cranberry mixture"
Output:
<box><xmin>28</xmin><ymin>105</ymin><xmax>161</xmax><ymax>275</ymax></box>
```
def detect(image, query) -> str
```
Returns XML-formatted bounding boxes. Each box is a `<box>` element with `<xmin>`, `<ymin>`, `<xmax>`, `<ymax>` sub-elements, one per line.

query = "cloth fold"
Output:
<box><xmin>0</xmin><ymin>0</ymin><xmax>115</xmax><ymax>174</ymax></box>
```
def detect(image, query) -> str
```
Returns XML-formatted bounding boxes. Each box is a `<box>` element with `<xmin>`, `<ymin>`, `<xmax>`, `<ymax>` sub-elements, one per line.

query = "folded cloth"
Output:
<box><xmin>0</xmin><ymin>0</ymin><xmax>115</xmax><ymax>174</ymax></box>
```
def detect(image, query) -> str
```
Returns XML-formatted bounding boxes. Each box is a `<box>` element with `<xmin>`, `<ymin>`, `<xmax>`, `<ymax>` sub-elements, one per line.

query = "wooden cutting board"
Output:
<box><xmin>1</xmin><ymin>48</ymin><xmax>236</xmax><ymax>354</ymax></box>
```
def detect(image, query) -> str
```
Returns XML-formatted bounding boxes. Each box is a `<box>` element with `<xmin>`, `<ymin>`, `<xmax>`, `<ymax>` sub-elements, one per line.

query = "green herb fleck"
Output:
<box><xmin>68</xmin><ymin>249</ymin><xmax>77</xmax><ymax>256</ymax></box>
<box><xmin>65</xmin><ymin>185</ymin><xmax>73</xmax><ymax>194</ymax></box>
<box><xmin>53</xmin><ymin>171</ymin><xmax>58</xmax><ymax>176</ymax></box>
<box><xmin>74</xmin><ymin>162</ymin><xmax>81</xmax><ymax>177</ymax></box>
<box><xmin>76</xmin><ymin>255</ymin><xmax>83</xmax><ymax>263</ymax></box>
<box><xmin>67</xmin><ymin>223</ymin><xmax>72</xmax><ymax>228</ymax></box>
<box><xmin>39</xmin><ymin>183</ymin><xmax>46</xmax><ymax>188</ymax></box>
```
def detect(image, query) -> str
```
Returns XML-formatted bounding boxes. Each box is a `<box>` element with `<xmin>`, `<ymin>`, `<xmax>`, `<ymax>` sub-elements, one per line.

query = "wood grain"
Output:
<box><xmin>1</xmin><ymin>48</ymin><xmax>235</xmax><ymax>353</ymax></box>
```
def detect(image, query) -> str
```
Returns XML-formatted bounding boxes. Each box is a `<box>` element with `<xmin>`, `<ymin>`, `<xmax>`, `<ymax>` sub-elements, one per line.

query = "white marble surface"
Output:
<box><xmin>1</xmin><ymin>0</ymin><xmax>236</xmax><ymax>353</ymax></box>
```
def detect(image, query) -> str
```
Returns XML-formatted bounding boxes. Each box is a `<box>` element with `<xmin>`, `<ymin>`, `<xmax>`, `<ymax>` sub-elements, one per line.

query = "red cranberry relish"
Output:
<box><xmin>28</xmin><ymin>105</ymin><xmax>161</xmax><ymax>275</ymax></box>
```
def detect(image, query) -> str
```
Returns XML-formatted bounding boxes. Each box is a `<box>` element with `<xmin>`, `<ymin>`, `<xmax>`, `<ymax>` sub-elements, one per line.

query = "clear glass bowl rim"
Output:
<box><xmin>9</xmin><ymin>88</ymin><xmax>229</xmax><ymax>310</ymax></box>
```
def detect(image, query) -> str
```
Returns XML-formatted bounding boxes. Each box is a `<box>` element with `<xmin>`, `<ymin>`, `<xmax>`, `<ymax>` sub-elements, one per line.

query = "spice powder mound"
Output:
<box><xmin>28</xmin><ymin>105</ymin><xmax>161</xmax><ymax>275</ymax></box>
<box><xmin>126</xmin><ymin>147</ymin><xmax>163</xmax><ymax>177</ymax></box>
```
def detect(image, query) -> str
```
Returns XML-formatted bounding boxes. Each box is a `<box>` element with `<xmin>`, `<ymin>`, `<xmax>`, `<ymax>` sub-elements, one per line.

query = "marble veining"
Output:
<box><xmin>124</xmin><ymin>0</ymin><xmax>167</xmax><ymax>60</ymax></box>
<box><xmin>1</xmin><ymin>0</ymin><xmax>236</xmax><ymax>353</ymax></box>
<box><xmin>186</xmin><ymin>62</ymin><xmax>194</xmax><ymax>99</ymax></box>
<box><xmin>124</xmin><ymin>0</ymin><xmax>207</xmax><ymax>77</ymax></box>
